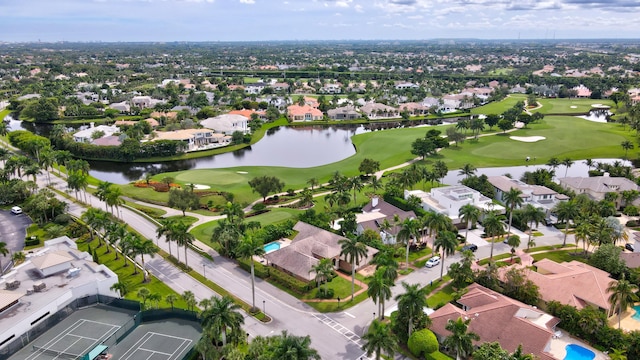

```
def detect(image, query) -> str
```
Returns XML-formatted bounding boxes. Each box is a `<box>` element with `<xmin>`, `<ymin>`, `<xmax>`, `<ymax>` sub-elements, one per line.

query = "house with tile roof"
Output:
<box><xmin>286</xmin><ymin>104</ymin><xmax>323</xmax><ymax>122</ymax></box>
<box><xmin>327</xmin><ymin>105</ymin><xmax>360</xmax><ymax>120</ymax></box>
<box><xmin>73</xmin><ymin>124</ymin><xmax>120</xmax><ymax>144</ymax></box>
<box><xmin>500</xmin><ymin>259</ymin><xmax>616</xmax><ymax>316</ymax></box>
<box><xmin>430</xmin><ymin>283</ymin><xmax>559</xmax><ymax>360</ymax></box>
<box><xmin>200</xmin><ymin>114</ymin><xmax>250</xmax><ymax>134</ymax></box>
<box><xmin>264</xmin><ymin>222</ymin><xmax>378</xmax><ymax>282</ymax></box>
<box><xmin>488</xmin><ymin>176</ymin><xmax>568</xmax><ymax>214</ymax></box>
<box><xmin>152</xmin><ymin>128</ymin><xmax>228</xmax><ymax>151</ymax></box>
<box><xmin>360</xmin><ymin>103</ymin><xmax>399</xmax><ymax>119</ymax></box>
<box><xmin>356</xmin><ymin>197</ymin><xmax>417</xmax><ymax>245</ymax></box>
<box><xmin>559</xmin><ymin>175</ymin><xmax>639</xmax><ymax>207</ymax></box>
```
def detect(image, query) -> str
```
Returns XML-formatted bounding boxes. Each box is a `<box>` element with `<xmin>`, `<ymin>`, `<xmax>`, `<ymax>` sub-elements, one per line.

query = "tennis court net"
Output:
<box><xmin>32</xmin><ymin>345</ymin><xmax>82</xmax><ymax>359</ymax></box>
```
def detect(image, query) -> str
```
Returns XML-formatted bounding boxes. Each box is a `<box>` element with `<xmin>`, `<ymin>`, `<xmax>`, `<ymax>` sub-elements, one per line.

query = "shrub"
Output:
<box><xmin>627</xmin><ymin>220</ymin><xmax>639</xmax><ymax>227</ymax></box>
<box><xmin>408</xmin><ymin>329</ymin><xmax>439</xmax><ymax>357</ymax></box>
<box><xmin>237</xmin><ymin>258</ymin><xmax>270</xmax><ymax>279</ymax></box>
<box><xmin>624</xmin><ymin>206</ymin><xmax>639</xmax><ymax>217</ymax></box>
<box><xmin>25</xmin><ymin>237</ymin><xmax>40</xmax><ymax>246</ymax></box>
<box><xmin>268</xmin><ymin>267</ymin><xmax>311</xmax><ymax>294</ymax></box>
<box><xmin>316</xmin><ymin>288</ymin><xmax>334</xmax><ymax>299</ymax></box>
<box><xmin>252</xmin><ymin>202</ymin><xmax>266</xmax><ymax>211</ymax></box>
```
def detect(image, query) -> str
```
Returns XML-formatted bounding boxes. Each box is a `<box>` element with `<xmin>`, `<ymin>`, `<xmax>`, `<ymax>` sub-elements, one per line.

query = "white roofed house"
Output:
<box><xmin>73</xmin><ymin>123</ymin><xmax>120</xmax><ymax>144</ymax></box>
<box><xmin>327</xmin><ymin>105</ymin><xmax>360</xmax><ymax>120</ymax></box>
<box><xmin>488</xmin><ymin>175</ymin><xmax>568</xmax><ymax>214</ymax></box>
<box><xmin>245</xmin><ymin>82</ymin><xmax>268</xmax><ymax>95</ymax></box>
<box><xmin>405</xmin><ymin>186</ymin><xmax>504</xmax><ymax>225</ymax></box>
<box><xmin>200</xmin><ymin>114</ymin><xmax>250</xmax><ymax>135</ymax></box>
<box><xmin>152</xmin><ymin>128</ymin><xmax>227</xmax><ymax>152</ymax></box>
<box><xmin>559</xmin><ymin>175</ymin><xmax>640</xmax><ymax>208</ymax></box>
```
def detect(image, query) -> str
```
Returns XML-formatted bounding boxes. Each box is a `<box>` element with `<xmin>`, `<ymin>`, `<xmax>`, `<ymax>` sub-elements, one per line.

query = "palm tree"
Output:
<box><xmin>443</xmin><ymin>317</ymin><xmax>480</xmax><ymax>360</ymax></box>
<box><xmin>546</xmin><ymin>156</ymin><xmax>560</xmax><ymax>174</ymax></box>
<box><xmin>221</xmin><ymin>201</ymin><xmax>244</xmax><ymax>226</ymax></box>
<box><xmin>554</xmin><ymin>200</ymin><xmax>579</xmax><ymax>246</ymax></box>
<box><xmin>523</xmin><ymin>204</ymin><xmax>546</xmax><ymax>247</ymax></box>
<box><xmin>621</xmin><ymin>140</ymin><xmax>634</xmax><ymax>160</ymax></box>
<box><xmin>131</xmin><ymin>237</ymin><xmax>158</xmax><ymax>281</ymax></box>
<box><xmin>199</xmin><ymin>298</ymin><xmax>213</xmax><ymax>311</ymax></box>
<box><xmin>81</xmin><ymin>207</ymin><xmax>108</xmax><ymax>244</ymax></box>
<box><xmin>361</xmin><ymin>320</ymin><xmax>397</xmax><ymax>360</ymax></box>
<box><xmin>367</xmin><ymin>269</ymin><xmax>392</xmax><ymax>320</ymax></box>
<box><xmin>0</xmin><ymin>242</ymin><xmax>9</xmax><ymax>274</ymax></box>
<box><xmin>395</xmin><ymin>282</ymin><xmax>429</xmax><ymax>338</ymax></box>
<box><xmin>503</xmin><ymin>187</ymin><xmax>524</xmax><ymax>236</ymax></box>
<box><xmin>23</xmin><ymin>163</ymin><xmax>41</xmax><ymax>185</ymax></box>
<box><xmin>561</xmin><ymin>157</ymin><xmax>574</xmax><ymax>177</ymax></box>
<box><xmin>434</xmin><ymin>231</ymin><xmax>457</xmax><ymax>280</ymax></box>
<box><xmin>310</xmin><ymin>258</ymin><xmax>334</xmax><ymax>293</ymax></box>
<box><xmin>506</xmin><ymin>235</ymin><xmax>521</xmax><ymax>262</ymax></box>
<box><xmin>165</xmin><ymin>294</ymin><xmax>178</xmax><ymax>310</ymax></box>
<box><xmin>483</xmin><ymin>210</ymin><xmax>505</xmax><ymax>261</ymax></box>
<box><xmin>200</xmin><ymin>295</ymin><xmax>245</xmax><ymax>347</ymax></box>
<box><xmin>370</xmin><ymin>248</ymin><xmax>399</xmax><ymax>284</ymax></box>
<box><xmin>105</xmin><ymin>186</ymin><xmax>124</xmax><ymax>216</ymax></box>
<box><xmin>110</xmin><ymin>281</ymin><xmax>129</xmax><ymax>298</ymax></box>
<box><xmin>397</xmin><ymin>217</ymin><xmax>421</xmax><ymax>270</ymax></box>
<box><xmin>608</xmin><ymin>274</ymin><xmax>639</xmax><ymax>329</ymax></box>
<box><xmin>459</xmin><ymin>204</ymin><xmax>480</xmax><ymax>244</ymax></box>
<box><xmin>182</xmin><ymin>291</ymin><xmax>197</xmax><ymax>312</ymax></box>
<box><xmin>271</xmin><ymin>331</ymin><xmax>321</xmax><ymax>360</ymax></box>
<box><xmin>425</xmin><ymin>211</ymin><xmax>452</xmax><ymax>240</ymax></box>
<box><xmin>173</xmin><ymin>221</ymin><xmax>195</xmax><ymax>269</ymax></box>
<box><xmin>236</xmin><ymin>235</ymin><xmax>265</xmax><ymax>311</ymax></box>
<box><xmin>307</xmin><ymin>177</ymin><xmax>319</xmax><ymax>191</ymax></box>
<box><xmin>96</xmin><ymin>181</ymin><xmax>114</xmax><ymax>212</ymax></box>
<box><xmin>339</xmin><ymin>237</ymin><xmax>368</xmax><ymax>301</ymax></box>
<box><xmin>458</xmin><ymin>163</ymin><xmax>477</xmax><ymax>179</ymax></box>
<box><xmin>136</xmin><ymin>287</ymin><xmax>151</xmax><ymax>309</ymax></box>
<box><xmin>157</xmin><ymin>218</ymin><xmax>177</xmax><ymax>259</ymax></box>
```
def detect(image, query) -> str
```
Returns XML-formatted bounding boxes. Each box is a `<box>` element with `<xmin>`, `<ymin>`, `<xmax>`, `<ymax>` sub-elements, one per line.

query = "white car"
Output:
<box><xmin>425</xmin><ymin>256</ymin><xmax>441</xmax><ymax>268</ymax></box>
<box><xmin>11</xmin><ymin>206</ymin><xmax>22</xmax><ymax>215</ymax></box>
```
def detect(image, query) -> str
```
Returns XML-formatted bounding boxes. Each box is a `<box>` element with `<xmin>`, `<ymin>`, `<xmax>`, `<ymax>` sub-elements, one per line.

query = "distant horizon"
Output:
<box><xmin>3</xmin><ymin>0</ymin><xmax>640</xmax><ymax>43</ymax></box>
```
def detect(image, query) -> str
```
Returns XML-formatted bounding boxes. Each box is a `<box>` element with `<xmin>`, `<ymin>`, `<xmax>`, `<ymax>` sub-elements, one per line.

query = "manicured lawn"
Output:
<box><xmin>427</xmin><ymin>283</ymin><xmax>455</xmax><ymax>308</ymax></box>
<box><xmin>471</xmin><ymin>94</ymin><xmax>526</xmax><ymax>115</ymax></box>
<box><xmin>426</xmin><ymin>351</ymin><xmax>454</xmax><ymax>360</ymax></box>
<box><xmin>165</xmin><ymin>215</ymin><xmax>198</xmax><ymax>227</ymax></box>
<box><xmin>537</xmin><ymin>98</ymin><xmax>614</xmax><ymax>114</ymax></box>
<box><xmin>125</xmin><ymin>201</ymin><xmax>167</xmax><ymax>218</ymax></box>
<box><xmin>302</xmin><ymin>275</ymin><xmax>361</xmax><ymax>300</ymax></box>
<box><xmin>531</xmin><ymin>249</ymin><xmax>588</xmax><ymax>263</ymax></box>
<box><xmin>306</xmin><ymin>291</ymin><xmax>369</xmax><ymax>312</ymax></box>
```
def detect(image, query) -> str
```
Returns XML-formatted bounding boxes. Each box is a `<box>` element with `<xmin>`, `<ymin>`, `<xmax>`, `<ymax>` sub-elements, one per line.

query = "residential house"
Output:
<box><xmin>200</xmin><ymin>114</ymin><xmax>250</xmax><ymax>135</ymax></box>
<box><xmin>395</xmin><ymin>82</ymin><xmax>419</xmax><ymax>90</ymax></box>
<box><xmin>73</xmin><ymin>123</ymin><xmax>120</xmax><ymax>144</ymax></box>
<box><xmin>488</xmin><ymin>176</ymin><xmax>568</xmax><ymax>214</ymax></box>
<box><xmin>572</xmin><ymin>85</ymin><xmax>592</xmax><ymax>98</ymax></box>
<box><xmin>360</xmin><ymin>103</ymin><xmax>399</xmax><ymax>119</ymax></box>
<box><xmin>356</xmin><ymin>197</ymin><xmax>417</xmax><ymax>245</ymax></box>
<box><xmin>559</xmin><ymin>175</ymin><xmax>639</xmax><ymax>206</ymax></box>
<box><xmin>327</xmin><ymin>105</ymin><xmax>360</xmax><ymax>120</ymax></box>
<box><xmin>430</xmin><ymin>283</ymin><xmax>559</xmax><ymax>360</ymax></box>
<box><xmin>229</xmin><ymin>109</ymin><xmax>267</xmax><ymax>121</ymax></box>
<box><xmin>272</xmin><ymin>82</ymin><xmax>290</xmax><ymax>92</ymax></box>
<box><xmin>399</xmin><ymin>102</ymin><xmax>429</xmax><ymax>116</ymax></box>
<box><xmin>91</xmin><ymin>136</ymin><xmax>122</xmax><ymax>147</ymax></box>
<box><xmin>405</xmin><ymin>187</ymin><xmax>504</xmax><ymax>225</ymax></box>
<box><xmin>245</xmin><ymin>82</ymin><xmax>268</xmax><ymax>95</ymax></box>
<box><xmin>286</xmin><ymin>104</ymin><xmax>323</xmax><ymax>122</ymax></box>
<box><xmin>115</xmin><ymin>118</ymin><xmax>160</xmax><ymax>128</ymax></box>
<box><xmin>500</xmin><ymin>259</ymin><xmax>616</xmax><ymax>317</ymax></box>
<box><xmin>320</xmin><ymin>83</ymin><xmax>342</xmax><ymax>94</ymax></box>
<box><xmin>264</xmin><ymin>222</ymin><xmax>378</xmax><ymax>282</ymax></box>
<box><xmin>131</xmin><ymin>96</ymin><xmax>153</xmax><ymax>109</ymax></box>
<box><xmin>153</xmin><ymin>128</ymin><xmax>228</xmax><ymax>151</ymax></box>
<box><xmin>109</xmin><ymin>101</ymin><xmax>130</xmax><ymax>113</ymax></box>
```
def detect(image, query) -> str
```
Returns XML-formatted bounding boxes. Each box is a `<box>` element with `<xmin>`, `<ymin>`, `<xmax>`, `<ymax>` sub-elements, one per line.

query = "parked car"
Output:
<box><xmin>544</xmin><ymin>218</ymin><xmax>553</xmax><ymax>226</ymax></box>
<box><xmin>11</xmin><ymin>206</ymin><xmax>22</xmax><ymax>215</ymax></box>
<box><xmin>625</xmin><ymin>243</ymin><xmax>635</xmax><ymax>252</ymax></box>
<box><xmin>425</xmin><ymin>256</ymin><xmax>441</xmax><ymax>268</ymax></box>
<box><xmin>461</xmin><ymin>244</ymin><xmax>478</xmax><ymax>252</ymax></box>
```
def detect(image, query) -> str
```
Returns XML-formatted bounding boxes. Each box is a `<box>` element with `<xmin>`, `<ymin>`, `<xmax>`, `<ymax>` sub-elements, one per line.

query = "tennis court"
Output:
<box><xmin>107</xmin><ymin>320</ymin><xmax>201</xmax><ymax>360</ymax></box>
<box><xmin>26</xmin><ymin>319</ymin><xmax>120</xmax><ymax>360</ymax></box>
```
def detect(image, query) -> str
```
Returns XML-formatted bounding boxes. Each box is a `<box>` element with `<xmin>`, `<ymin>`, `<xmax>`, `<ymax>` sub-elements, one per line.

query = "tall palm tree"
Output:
<box><xmin>458</xmin><ymin>163</ymin><xmax>477</xmax><ymax>179</ymax></box>
<box><xmin>370</xmin><ymin>248</ymin><xmax>399</xmax><ymax>284</ymax></box>
<box><xmin>104</xmin><ymin>222</ymin><xmax>127</xmax><ymax>256</ymax></box>
<box><xmin>157</xmin><ymin>218</ymin><xmax>177</xmax><ymax>259</ymax></box>
<box><xmin>339</xmin><ymin>236</ymin><xmax>368</xmax><ymax>301</ymax></box>
<box><xmin>131</xmin><ymin>237</ymin><xmax>158</xmax><ymax>281</ymax></box>
<box><xmin>96</xmin><ymin>181</ymin><xmax>114</xmax><ymax>212</ymax></box>
<box><xmin>397</xmin><ymin>217</ymin><xmax>421</xmax><ymax>270</ymax></box>
<box><xmin>221</xmin><ymin>201</ymin><xmax>244</xmax><ymax>226</ymax></box>
<box><xmin>0</xmin><ymin>242</ymin><xmax>9</xmax><ymax>275</ymax></box>
<box><xmin>310</xmin><ymin>258</ymin><xmax>334</xmax><ymax>293</ymax></box>
<box><xmin>236</xmin><ymin>235</ymin><xmax>265</xmax><ymax>311</ymax></box>
<box><xmin>136</xmin><ymin>287</ymin><xmax>151</xmax><ymax>309</ymax></box>
<box><xmin>349</xmin><ymin>176</ymin><xmax>364</xmax><ymax>204</ymax></box>
<box><xmin>165</xmin><ymin>294</ymin><xmax>178</xmax><ymax>310</ymax></box>
<box><xmin>434</xmin><ymin>231</ymin><xmax>457</xmax><ymax>280</ymax></box>
<box><xmin>503</xmin><ymin>187</ymin><xmax>524</xmax><ymax>236</ymax></box>
<box><xmin>621</xmin><ymin>140</ymin><xmax>634</xmax><ymax>160</ymax></box>
<box><xmin>200</xmin><ymin>295</ymin><xmax>245</xmax><ymax>347</ymax></box>
<box><xmin>173</xmin><ymin>221</ymin><xmax>195</xmax><ymax>269</ymax></box>
<box><xmin>443</xmin><ymin>317</ymin><xmax>480</xmax><ymax>360</ymax></box>
<box><xmin>105</xmin><ymin>186</ymin><xmax>124</xmax><ymax>216</ymax></box>
<box><xmin>523</xmin><ymin>204</ymin><xmax>546</xmax><ymax>246</ymax></box>
<box><xmin>554</xmin><ymin>200</ymin><xmax>579</xmax><ymax>246</ymax></box>
<box><xmin>361</xmin><ymin>320</ymin><xmax>397</xmax><ymax>360</ymax></box>
<box><xmin>459</xmin><ymin>204</ymin><xmax>480</xmax><ymax>244</ymax></box>
<box><xmin>425</xmin><ymin>211</ymin><xmax>452</xmax><ymax>240</ymax></box>
<box><xmin>182</xmin><ymin>291</ymin><xmax>197</xmax><ymax>312</ymax></box>
<box><xmin>307</xmin><ymin>177</ymin><xmax>319</xmax><ymax>191</ymax></box>
<box><xmin>81</xmin><ymin>207</ymin><xmax>107</xmax><ymax>243</ymax></box>
<box><xmin>608</xmin><ymin>274</ymin><xmax>639</xmax><ymax>329</ymax></box>
<box><xmin>367</xmin><ymin>269</ymin><xmax>393</xmax><ymax>320</ymax></box>
<box><xmin>395</xmin><ymin>282</ymin><xmax>429</xmax><ymax>338</ymax></box>
<box><xmin>561</xmin><ymin>157</ymin><xmax>574</xmax><ymax>178</ymax></box>
<box><xmin>546</xmin><ymin>157</ymin><xmax>560</xmax><ymax>174</ymax></box>
<box><xmin>483</xmin><ymin>210</ymin><xmax>505</xmax><ymax>261</ymax></box>
<box><xmin>271</xmin><ymin>331</ymin><xmax>321</xmax><ymax>360</ymax></box>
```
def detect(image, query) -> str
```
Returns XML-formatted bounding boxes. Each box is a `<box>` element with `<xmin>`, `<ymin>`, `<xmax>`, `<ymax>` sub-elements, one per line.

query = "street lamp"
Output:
<box><xmin>373</xmin><ymin>312</ymin><xmax>376</xmax><ymax>320</ymax></box>
<box><xmin>263</xmin><ymin>300</ymin><xmax>266</xmax><ymax>315</ymax></box>
<box><xmin>203</xmin><ymin>264</ymin><xmax>206</xmax><ymax>278</ymax></box>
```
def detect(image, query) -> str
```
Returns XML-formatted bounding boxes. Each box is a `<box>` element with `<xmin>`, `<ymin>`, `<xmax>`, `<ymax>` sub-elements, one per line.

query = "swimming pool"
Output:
<box><xmin>632</xmin><ymin>305</ymin><xmax>640</xmax><ymax>321</ymax></box>
<box><xmin>564</xmin><ymin>344</ymin><xmax>595</xmax><ymax>360</ymax></box>
<box><xmin>263</xmin><ymin>242</ymin><xmax>281</xmax><ymax>253</ymax></box>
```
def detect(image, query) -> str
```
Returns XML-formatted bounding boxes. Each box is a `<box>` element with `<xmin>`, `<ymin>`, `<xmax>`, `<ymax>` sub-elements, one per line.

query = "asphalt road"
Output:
<box><xmin>0</xmin><ymin>209</ymin><xmax>31</xmax><ymax>253</ymax></box>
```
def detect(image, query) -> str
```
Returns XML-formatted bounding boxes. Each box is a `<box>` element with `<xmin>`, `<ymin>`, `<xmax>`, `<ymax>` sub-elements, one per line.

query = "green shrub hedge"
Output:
<box><xmin>268</xmin><ymin>267</ymin><xmax>312</xmax><ymax>294</ymax></box>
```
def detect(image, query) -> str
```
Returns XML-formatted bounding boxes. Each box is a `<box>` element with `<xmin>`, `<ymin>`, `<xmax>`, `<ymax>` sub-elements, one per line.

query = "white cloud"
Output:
<box><xmin>354</xmin><ymin>4</ymin><xmax>363</xmax><ymax>12</ymax></box>
<box><xmin>239</xmin><ymin>0</ymin><xmax>255</xmax><ymax>4</ymax></box>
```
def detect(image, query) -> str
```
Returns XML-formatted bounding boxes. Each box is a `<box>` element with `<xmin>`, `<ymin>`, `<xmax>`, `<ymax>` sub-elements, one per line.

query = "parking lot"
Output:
<box><xmin>0</xmin><ymin>208</ymin><xmax>31</xmax><ymax>254</ymax></box>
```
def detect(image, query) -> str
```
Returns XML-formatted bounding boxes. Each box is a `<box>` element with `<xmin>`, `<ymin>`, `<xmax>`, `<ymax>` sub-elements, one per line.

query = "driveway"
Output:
<box><xmin>0</xmin><ymin>209</ymin><xmax>31</xmax><ymax>255</ymax></box>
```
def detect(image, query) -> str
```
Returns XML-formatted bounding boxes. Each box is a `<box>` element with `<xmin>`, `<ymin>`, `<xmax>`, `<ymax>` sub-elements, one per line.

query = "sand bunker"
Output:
<box><xmin>236</xmin><ymin>171</ymin><xmax>248</xmax><ymax>174</ymax></box>
<box><xmin>509</xmin><ymin>136</ymin><xmax>546</xmax><ymax>143</ymax></box>
<box><xmin>193</xmin><ymin>184</ymin><xmax>210</xmax><ymax>190</ymax></box>
<box><xmin>570</xmin><ymin>106</ymin><xmax>577</xmax><ymax>109</ymax></box>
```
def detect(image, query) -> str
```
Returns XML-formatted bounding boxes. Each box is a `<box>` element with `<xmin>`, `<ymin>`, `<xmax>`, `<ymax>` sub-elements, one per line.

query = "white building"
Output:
<box><xmin>488</xmin><ymin>176</ymin><xmax>569</xmax><ymax>213</ymax></box>
<box><xmin>200</xmin><ymin>114</ymin><xmax>250</xmax><ymax>135</ymax></box>
<box><xmin>73</xmin><ymin>123</ymin><xmax>120</xmax><ymax>143</ymax></box>
<box><xmin>405</xmin><ymin>186</ymin><xmax>504</xmax><ymax>224</ymax></box>
<box><xmin>0</xmin><ymin>237</ymin><xmax>119</xmax><ymax>351</ymax></box>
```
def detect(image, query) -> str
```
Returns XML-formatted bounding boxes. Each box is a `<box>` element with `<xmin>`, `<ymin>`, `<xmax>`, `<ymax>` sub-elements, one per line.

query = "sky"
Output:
<box><xmin>2</xmin><ymin>0</ymin><xmax>640</xmax><ymax>42</ymax></box>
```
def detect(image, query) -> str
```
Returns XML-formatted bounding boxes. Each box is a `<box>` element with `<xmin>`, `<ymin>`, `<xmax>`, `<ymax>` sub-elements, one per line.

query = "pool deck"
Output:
<box><xmin>256</xmin><ymin>238</ymin><xmax>292</xmax><ymax>262</ymax></box>
<box><xmin>610</xmin><ymin>307</ymin><xmax>640</xmax><ymax>332</ymax></box>
<box><xmin>547</xmin><ymin>332</ymin><xmax>607</xmax><ymax>360</ymax></box>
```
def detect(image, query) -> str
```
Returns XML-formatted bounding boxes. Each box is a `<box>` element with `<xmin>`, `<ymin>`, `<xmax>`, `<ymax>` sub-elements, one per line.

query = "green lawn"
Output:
<box><xmin>537</xmin><ymin>98</ymin><xmax>614</xmax><ymax>115</ymax></box>
<box><xmin>165</xmin><ymin>215</ymin><xmax>198</xmax><ymax>227</ymax></box>
<box><xmin>302</xmin><ymin>275</ymin><xmax>361</xmax><ymax>300</ymax></box>
<box><xmin>531</xmin><ymin>249</ymin><xmax>588</xmax><ymax>263</ymax></box>
<box><xmin>471</xmin><ymin>94</ymin><xmax>526</xmax><ymax>115</ymax></box>
<box><xmin>427</xmin><ymin>283</ymin><xmax>455</xmax><ymax>308</ymax></box>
